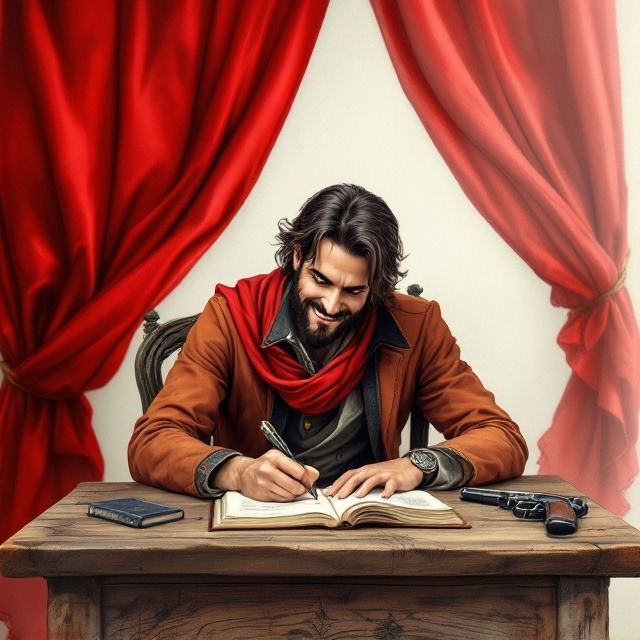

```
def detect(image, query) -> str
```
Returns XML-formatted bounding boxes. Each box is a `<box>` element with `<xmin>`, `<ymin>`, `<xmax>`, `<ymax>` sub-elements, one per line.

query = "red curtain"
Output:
<box><xmin>371</xmin><ymin>0</ymin><xmax>639</xmax><ymax>514</ymax></box>
<box><xmin>0</xmin><ymin>0</ymin><xmax>328</xmax><ymax>544</ymax></box>
<box><xmin>1</xmin><ymin>1</ymin><xmax>328</xmax><ymax>635</ymax></box>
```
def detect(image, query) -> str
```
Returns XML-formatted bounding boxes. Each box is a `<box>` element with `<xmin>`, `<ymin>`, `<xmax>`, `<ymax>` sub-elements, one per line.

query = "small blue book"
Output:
<box><xmin>87</xmin><ymin>498</ymin><xmax>184</xmax><ymax>528</ymax></box>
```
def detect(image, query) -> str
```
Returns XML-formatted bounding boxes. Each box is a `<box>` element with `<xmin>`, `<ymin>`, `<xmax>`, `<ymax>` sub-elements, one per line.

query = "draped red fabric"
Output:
<box><xmin>371</xmin><ymin>0</ymin><xmax>639</xmax><ymax>514</ymax></box>
<box><xmin>1</xmin><ymin>1</ymin><xmax>328</xmax><ymax>634</ymax></box>
<box><xmin>0</xmin><ymin>0</ymin><xmax>329</xmax><ymax>544</ymax></box>
<box><xmin>216</xmin><ymin>269</ymin><xmax>377</xmax><ymax>413</ymax></box>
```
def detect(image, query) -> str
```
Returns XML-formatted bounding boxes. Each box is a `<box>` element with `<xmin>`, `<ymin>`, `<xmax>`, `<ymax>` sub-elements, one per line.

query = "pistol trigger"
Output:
<box><xmin>512</xmin><ymin>500</ymin><xmax>545</xmax><ymax>520</ymax></box>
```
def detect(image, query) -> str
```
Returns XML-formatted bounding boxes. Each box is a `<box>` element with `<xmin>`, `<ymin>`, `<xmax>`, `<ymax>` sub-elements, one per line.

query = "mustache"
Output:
<box><xmin>306</xmin><ymin>299</ymin><xmax>352</xmax><ymax>321</ymax></box>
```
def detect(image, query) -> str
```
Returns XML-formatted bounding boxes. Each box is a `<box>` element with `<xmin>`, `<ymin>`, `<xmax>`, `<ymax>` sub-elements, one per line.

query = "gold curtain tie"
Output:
<box><xmin>568</xmin><ymin>252</ymin><xmax>629</xmax><ymax>315</ymax></box>
<box><xmin>0</xmin><ymin>359</ymin><xmax>31</xmax><ymax>394</ymax></box>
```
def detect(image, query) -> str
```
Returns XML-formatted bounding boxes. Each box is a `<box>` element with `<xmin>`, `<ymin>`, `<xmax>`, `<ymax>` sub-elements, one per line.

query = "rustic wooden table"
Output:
<box><xmin>1</xmin><ymin>475</ymin><xmax>639</xmax><ymax>639</ymax></box>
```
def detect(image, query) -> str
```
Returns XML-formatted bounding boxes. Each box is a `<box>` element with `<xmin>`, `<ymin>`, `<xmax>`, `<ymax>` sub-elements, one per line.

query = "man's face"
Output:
<box><xmin>290</xmin><ymin>239</ymin><xmax>371</xmax><ymax>351</ymax></box>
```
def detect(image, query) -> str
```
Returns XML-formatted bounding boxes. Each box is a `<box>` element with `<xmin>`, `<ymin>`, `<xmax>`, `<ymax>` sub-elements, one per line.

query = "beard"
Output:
<box><xmin>289</xmin><ymin>267</ymin><xmax>370</xmax><ymax>351</ymax></box>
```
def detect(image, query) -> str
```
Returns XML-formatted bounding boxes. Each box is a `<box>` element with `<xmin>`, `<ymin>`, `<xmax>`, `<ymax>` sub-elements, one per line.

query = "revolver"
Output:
<box><xmin>459</xmin><ymin>487</ymin><xmax>588</xmax><ymax>536</ymax></box>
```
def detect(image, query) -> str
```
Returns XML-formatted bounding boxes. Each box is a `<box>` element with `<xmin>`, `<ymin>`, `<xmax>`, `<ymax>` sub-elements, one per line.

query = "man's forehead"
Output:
<box><xmin>311</xmin><ymin>239</ymin><xmax>363</xmax><ymax>262</ymax></box>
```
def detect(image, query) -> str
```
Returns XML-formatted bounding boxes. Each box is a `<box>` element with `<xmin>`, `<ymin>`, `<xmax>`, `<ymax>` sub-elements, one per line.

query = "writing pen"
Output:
<box><xmin>260</xmin><ymin>421</ymin><xmax>318</xmax><ymax>499</ymax></box>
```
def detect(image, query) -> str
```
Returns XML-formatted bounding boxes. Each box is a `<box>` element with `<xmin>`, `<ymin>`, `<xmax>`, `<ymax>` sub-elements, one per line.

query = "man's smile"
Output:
<box><xmin>310</xmin><ymin>301</ymin><xmax>349</xmax><ymax>324</ymax></box>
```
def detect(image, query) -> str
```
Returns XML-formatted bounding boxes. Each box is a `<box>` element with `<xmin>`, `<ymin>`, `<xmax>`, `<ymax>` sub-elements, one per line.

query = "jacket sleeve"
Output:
<box><xmin>414</xmin><ymin>300</ymin><xmax>529</xmax><ymax>485</ymax></box>
<box><xmin>128</xmin><ymin>298</ymin><xmax>235</xmax><ymax>496</ymax></box>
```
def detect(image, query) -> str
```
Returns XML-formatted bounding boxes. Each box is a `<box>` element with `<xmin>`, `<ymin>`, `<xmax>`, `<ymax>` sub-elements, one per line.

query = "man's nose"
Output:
<box><xmin>323</xmin><ymin>289</ymin><xmax>341</xmax><ymax>316</ymax></box>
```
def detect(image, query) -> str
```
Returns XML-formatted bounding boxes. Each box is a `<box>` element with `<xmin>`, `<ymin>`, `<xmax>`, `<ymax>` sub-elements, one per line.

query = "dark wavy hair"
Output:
<box><xmin>275</xmin><ymin>184</ymin><xmax>407</xmax><ymax>308</ymax></box>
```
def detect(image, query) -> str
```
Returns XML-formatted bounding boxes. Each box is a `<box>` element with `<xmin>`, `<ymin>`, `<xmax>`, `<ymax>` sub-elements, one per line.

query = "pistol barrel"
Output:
<box><xmin>459</xmin><ymin>487</ymin><xmax>524</xmax><ymax>507</ymax></box>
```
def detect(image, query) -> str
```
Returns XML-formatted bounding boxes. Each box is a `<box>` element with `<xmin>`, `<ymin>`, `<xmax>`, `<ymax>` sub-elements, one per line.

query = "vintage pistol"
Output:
<box><xmin>459</xmin><ymin>488</ymin><xmax>588</xmax><ymax>536</ymax></box>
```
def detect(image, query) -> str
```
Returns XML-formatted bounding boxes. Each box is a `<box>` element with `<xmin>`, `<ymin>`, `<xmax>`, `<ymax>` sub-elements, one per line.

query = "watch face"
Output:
<box><xmin>411</xmin><ymin>450</ymin><xmax>437</xmax><ymax>473</ymax></box>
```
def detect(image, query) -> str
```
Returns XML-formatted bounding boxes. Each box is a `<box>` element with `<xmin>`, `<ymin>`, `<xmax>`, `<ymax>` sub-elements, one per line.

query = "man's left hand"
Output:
<box><xmin>324</xmin><ymin>458</ymin><xmax>424</xmax><ymax>499</ymax></box>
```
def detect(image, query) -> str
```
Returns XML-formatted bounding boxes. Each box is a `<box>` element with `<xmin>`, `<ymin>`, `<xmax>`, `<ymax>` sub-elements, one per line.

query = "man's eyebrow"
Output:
<box><xmin>309</xmin><ymin>268</ymin><xmax>369</xmax><ymax>293</ymax></box>
<box><xmin>309</xmin><ymin>267</ymin><xmax>331</xmax><ymax>284</ymax></box>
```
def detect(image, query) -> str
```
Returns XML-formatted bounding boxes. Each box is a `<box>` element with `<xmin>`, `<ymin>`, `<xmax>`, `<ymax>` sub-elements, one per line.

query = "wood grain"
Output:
<box><xmin>2</xmin><ymin>476</ymin><xmax>639</xmax><ymax>580</ymax></box>
<box><xmin>102</xmin><ymin>579</ymin><xmax>557</xmax><ymax>639</ymax></box>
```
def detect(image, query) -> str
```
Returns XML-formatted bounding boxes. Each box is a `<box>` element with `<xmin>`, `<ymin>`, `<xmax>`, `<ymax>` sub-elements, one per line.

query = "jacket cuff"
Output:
<box><xmin>411</xmin><ymin>447</ymin><xmax>474</xmax><ymax>490</ymax></box>
<box><xmin>429</xmin><ymin>446</ymin><xmax>475</xmax><ymax>489</ymax></box>
<box><xmin>195</xmin><ymin>449</ymin><xmax>242</xmax><ymax>498</ymax></box>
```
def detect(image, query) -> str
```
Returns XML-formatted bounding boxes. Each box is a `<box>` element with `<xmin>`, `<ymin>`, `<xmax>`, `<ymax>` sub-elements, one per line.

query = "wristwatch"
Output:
<box><xmin>405</xmin><ymin>449</ymin><xmax>438</xmax><ymax>480</ymax></box>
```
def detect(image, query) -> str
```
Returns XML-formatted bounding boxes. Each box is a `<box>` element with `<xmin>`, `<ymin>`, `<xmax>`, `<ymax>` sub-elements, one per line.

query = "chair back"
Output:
<box><xmin>135</xmin><ymin>311</ymin><xmax>200</xmax><ymax>412</ymax></box>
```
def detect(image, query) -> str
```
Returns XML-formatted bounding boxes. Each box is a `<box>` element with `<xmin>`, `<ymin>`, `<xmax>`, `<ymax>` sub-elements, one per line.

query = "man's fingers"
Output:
<box><xmin>271</xmin><ymin>455</ymin><xmax>319</xmax><ymax>493</ymax></box>
<box><xmin>324</xmin><ymin>469</ymin><xmax>357</xmax><ymax>496</ymax></box>
<box><xmin>238</xmin><ymin>453</ymin><xmax>305</xmax><ymax>500</ymax></box>
<box><xmin>380</xmin><ymin>478</ymin><xmax>399</xmax><ymax>499</ymax></box>
<box><xmin>304</xmin><ymin>465</ymin><xmax>320</xmax><ymax>484</ymax></box>
<box><xmin>354</xmin><ymin>474</ymin><xmax>387</xmax><ymax>498</ymax></box>
<box><xmin>335</xmin><ymin>472</ymin><xmax>370</xmax><ymax>499</ymax></box>
<box><xmin>300</xmin><ymin>465</ymin><xmax>320</xmax><ymax>491</ymax></box>
<box><xmin>267</xmin><ymin>454</ymin><xmax>322</xmax><ymax>496</ymax></box>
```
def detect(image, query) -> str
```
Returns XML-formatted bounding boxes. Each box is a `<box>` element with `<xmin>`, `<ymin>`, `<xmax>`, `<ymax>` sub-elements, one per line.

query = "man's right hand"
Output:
<box><xmin>211</xmin><ymin>449</ymin><xmax>319</xmax><ymax>502</ymax></box>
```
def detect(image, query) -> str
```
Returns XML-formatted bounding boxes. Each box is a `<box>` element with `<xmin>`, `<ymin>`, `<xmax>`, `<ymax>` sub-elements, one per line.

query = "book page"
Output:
<box><xmin>330</xmin><ymin>488</ymin><xmax>452</xmax><ymax>520</ymax></box>
<box><xmin>220</xmin><ymin>489</ymin><xmax>337</xmax><ymax>522</ymax></box>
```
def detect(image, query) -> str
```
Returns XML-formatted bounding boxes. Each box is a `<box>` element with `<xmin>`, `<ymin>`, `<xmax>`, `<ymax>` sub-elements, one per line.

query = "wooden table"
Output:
<box><xmin>1</xmin><ymin>475</ymin><xmax>639</xmax><ymax>639</ymax></box>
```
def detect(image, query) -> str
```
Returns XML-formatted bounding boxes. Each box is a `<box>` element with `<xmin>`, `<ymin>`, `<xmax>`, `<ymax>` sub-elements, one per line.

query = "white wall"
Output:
<box><xmin>86</xmin><ymin>1</ymin><xmax>640</xmax><ymax>637</ymax></box>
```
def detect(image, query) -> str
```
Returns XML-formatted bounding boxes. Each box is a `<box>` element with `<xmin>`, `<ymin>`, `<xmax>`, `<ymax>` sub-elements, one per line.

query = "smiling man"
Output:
<box><xmin>129</xmin><ymin>184</ymin><xmax>528</xmax><ymax>502</ymax></box>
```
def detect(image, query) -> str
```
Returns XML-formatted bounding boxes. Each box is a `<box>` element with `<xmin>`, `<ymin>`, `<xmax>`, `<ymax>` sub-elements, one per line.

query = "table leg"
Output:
<box><xmin>48</xmin><ymin>577</ymin><xmax>101</xmax><ymax>640</ymax></box>
<box><xmin>557</xmin><ymin>577</ymin><xmax>609</xmax><ymax>640</ymax></box>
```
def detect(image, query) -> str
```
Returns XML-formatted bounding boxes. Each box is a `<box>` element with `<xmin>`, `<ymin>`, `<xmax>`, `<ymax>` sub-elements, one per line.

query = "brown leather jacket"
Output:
<box><xmin>128</xmin><ymin>292</ymin><xmax>528</xmax><ymax>496</ymax></box>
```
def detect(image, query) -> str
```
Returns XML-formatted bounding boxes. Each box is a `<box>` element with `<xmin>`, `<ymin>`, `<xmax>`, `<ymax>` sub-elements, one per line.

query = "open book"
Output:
<box><xmin>210</xmin><ymin>488</ymin><xmax>469</xmax><ymax>530</ymax></box>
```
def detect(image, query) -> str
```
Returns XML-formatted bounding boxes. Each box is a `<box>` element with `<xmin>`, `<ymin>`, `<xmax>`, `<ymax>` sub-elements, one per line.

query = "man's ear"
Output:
<box><xmin>293</xmin><ymin>246</ymin><xmax>302</xmax><ymax>270</ymax></box>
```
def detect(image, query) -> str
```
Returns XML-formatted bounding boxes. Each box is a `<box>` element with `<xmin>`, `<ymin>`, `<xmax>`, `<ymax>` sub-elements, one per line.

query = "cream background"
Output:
<box><xmin>82</xmin><ymin>1</ymin><xmax>639</xmax><ymax>637</ymax></box>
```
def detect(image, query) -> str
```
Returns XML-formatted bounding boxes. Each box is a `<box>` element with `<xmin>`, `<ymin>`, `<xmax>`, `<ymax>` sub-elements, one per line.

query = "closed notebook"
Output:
<box><xmin>87</xmin><ymin>498</ymin><xmax>184</xmax><ymax>528</ymax></box>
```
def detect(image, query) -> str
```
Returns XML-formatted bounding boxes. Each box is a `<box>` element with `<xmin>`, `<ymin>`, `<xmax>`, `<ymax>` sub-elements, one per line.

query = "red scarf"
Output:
<box><xmin>215</xmin><ymin>269</ymin><xmax>376</xmax><ymax>414</ymax></box>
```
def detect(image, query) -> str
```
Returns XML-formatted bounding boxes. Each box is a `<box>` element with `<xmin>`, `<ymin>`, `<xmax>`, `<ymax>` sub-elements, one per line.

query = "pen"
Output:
<box><xmin>260</xmin><ymin>421</ymin><xmax>318</xmax><ymax>499</ymax></box>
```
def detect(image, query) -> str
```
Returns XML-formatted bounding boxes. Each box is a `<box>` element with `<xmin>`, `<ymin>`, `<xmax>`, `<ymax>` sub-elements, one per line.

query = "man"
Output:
<box><xmin>129</xmin><ymin>184</ymin><xmax>528</xmax><ymax>502</ymax></box>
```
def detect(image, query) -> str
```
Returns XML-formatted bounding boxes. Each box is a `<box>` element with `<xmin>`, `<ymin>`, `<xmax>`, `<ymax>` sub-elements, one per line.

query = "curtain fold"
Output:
<box><xmin>0</xmin><ymin>0</ymin><xmax>329</xmax><ymax>545</ymax></box>
<box><xmin>371</xmin><ymin>0</ymin><xmax>639</xmax><ymax>514</ymax></box>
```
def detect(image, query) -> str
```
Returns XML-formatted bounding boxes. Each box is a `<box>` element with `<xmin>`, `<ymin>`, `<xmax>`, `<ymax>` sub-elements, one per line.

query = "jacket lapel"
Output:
<box><xmin>363</xmin><ymin>306</ymin><xmax>409</xmax><ymax>460</ymax></box>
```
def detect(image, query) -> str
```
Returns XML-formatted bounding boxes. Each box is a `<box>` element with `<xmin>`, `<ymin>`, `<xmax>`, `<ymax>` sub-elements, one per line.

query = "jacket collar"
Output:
<box><xmin>263</xmin><ymin>281</ymin><xmax>296</xmax><ymax>347</ymax></box>
<box><xmin>369</xmin><ymin>303</ymin><xmax>410</xmax><ymax>352</ymax></box>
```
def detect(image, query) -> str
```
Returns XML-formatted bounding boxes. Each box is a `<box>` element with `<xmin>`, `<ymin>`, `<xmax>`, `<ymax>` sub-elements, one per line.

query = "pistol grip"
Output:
<box><xmin>545</xmin><ymin>499</ymin><xmax>578</xmax><ymax>536</ymax></box>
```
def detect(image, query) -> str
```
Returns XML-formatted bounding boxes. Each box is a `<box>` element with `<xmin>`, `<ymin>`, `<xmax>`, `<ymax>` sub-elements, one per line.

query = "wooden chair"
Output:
<box><xmin>134</xmin><ymin>284</ymin><xmax>429</xmax><ymax>448</ymax></box>
<box><xmin>135</xmin><ymin>310</ymin><xmax>200</xmax><ymax>413</ymax></box>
